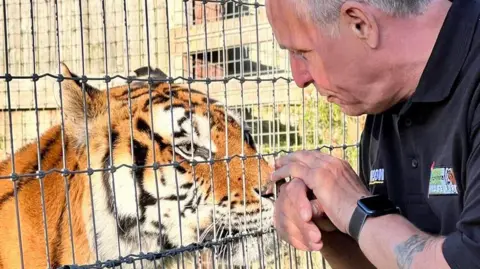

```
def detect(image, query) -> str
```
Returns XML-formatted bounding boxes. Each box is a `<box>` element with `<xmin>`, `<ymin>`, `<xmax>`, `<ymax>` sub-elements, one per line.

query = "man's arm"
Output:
<box><xmin>270</xmin><ymin>151</ymin><xmax>453</xmax><ymax>269</ymax></box>
<box><xmin>271</xmin><ymin>137</ymin><xmax>480</xmax><ymax>269</ymax></box>
<box><xmin>309</xmin><ymin>207</ymin><xmax>448</xmax><ymax>269</ymax></box>
<box><xmin>357</xmin><ymin>213</ymin><xmax>448</xmax><ymax>269</ymax></box>
<box><xmin>317</xmin><ymin>227</ymin><xmax>376</xmax><ymax>269</ymax></box>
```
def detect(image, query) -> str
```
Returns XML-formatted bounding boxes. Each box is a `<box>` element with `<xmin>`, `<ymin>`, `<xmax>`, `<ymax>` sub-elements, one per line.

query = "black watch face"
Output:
<box><xmin>358</xmin><ymin>195</ymin><xmax>397</xmax><ymax>215</ymax></box>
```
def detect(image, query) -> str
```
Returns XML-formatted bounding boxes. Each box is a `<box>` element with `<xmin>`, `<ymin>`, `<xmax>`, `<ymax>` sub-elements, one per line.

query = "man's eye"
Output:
<box><xmin>293</xmin><ymin>51</ymin><xmax>306</xmax><ymax>60</ymax></box>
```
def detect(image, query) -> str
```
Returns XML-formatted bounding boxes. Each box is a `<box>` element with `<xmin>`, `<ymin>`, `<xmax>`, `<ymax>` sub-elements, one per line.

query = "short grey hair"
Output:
<box><xmin>294</xmin><ymin>0</ymin><xmax>432</xmax><ymax>31</ymax></box>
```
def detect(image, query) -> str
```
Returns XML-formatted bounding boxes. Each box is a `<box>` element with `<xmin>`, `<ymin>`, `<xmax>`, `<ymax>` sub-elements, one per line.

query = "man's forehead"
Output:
<box><xmin>266</xmin><ymin>0</ymin><xmax>318</xmax><ymax>50</ymax></box>
<box><xmin>272</xmin><ymin>24</ymin><xmax>316</xmax><ymax>53</ymax></box>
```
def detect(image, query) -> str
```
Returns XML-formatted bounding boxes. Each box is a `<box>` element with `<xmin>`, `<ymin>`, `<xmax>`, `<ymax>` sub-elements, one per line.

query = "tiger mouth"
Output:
<box><xmin>201</xmin><ymin>226</ymin><xmax>243</xmax><ymax>243</ymax></box>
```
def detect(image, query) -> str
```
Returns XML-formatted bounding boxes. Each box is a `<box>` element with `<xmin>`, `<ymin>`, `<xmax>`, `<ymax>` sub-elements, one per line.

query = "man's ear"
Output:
<box><xmin>339</xmin><ymin>2</ymin><xmax>379</xmax><ymax>48</ymax></box>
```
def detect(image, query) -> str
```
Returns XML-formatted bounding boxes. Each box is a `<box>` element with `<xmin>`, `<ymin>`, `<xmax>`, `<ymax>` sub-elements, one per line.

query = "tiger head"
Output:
<box><xmin>60</xmin><ymin>63</ymin><xmax>276</xmax><ymax>267</ymax></box>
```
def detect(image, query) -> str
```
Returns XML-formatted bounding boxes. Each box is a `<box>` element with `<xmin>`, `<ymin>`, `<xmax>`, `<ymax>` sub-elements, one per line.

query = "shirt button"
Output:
<box><xmin>411</xmin><ymin>158</ymin><xmax>418</xmax><ymax>168</ymax></box>
<box><xmin>405</xmin><ymin>118</ymin><xmax>412</xmax><ymax>127</ymax></box>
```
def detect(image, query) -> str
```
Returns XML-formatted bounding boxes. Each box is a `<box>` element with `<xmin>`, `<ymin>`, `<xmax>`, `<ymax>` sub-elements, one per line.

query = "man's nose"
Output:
<box><xmin>290</xmin><ymin>56</ymin><xmax>314</xmax><ymax>88</ymax></box>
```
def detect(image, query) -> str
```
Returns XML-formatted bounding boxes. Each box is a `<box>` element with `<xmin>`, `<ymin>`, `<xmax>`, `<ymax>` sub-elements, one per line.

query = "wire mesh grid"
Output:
<box><xmin>0</xmin><ymin>0</ymin><xmax>365</xmax><ymax>268</ymax></box>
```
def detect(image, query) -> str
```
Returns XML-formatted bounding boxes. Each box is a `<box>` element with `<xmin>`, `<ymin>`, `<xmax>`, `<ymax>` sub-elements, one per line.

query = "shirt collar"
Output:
<box><xmin>410</xmin><ymin>0</ymin><xmax>480</xmax><ymax>103</ymax></box>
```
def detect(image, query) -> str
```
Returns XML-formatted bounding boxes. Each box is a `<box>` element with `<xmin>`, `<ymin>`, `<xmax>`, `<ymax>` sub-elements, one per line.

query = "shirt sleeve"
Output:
<box><xmin>442</xmin><ymin>120</ymin><xmax>480</xmax><ymax>268</ymax></box>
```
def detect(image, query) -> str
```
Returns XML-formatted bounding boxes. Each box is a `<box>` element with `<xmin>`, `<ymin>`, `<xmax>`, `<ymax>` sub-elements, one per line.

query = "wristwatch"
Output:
<box><xmin>348</xmin><ymin>194</ymin><xmax>401</xmax><ymax>242</ymax></box>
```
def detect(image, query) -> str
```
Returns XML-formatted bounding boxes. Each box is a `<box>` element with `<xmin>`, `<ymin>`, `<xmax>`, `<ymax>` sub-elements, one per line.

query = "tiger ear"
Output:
<box><xmin>60</xmin><ymin>63</ymin><xmax>106</xmax><ymax>145</ymax></box>
<box><xmin>131</xmin><ymin>65</ymin><xmax>168</xmax><ymax>88</ymax></box>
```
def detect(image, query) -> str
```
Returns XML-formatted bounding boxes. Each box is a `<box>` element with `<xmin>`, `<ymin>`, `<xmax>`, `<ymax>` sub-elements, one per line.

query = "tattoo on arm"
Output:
<box><xmin>394</xmin><ymin>234</ymin><xmax>431</xmax><ymax>269</ymax></box>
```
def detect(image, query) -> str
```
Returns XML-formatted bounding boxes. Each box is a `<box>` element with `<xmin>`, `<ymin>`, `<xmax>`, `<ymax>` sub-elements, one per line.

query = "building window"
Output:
<box><xmin>183</xmin><ymin>45</ymin><xmax>273</xmax><ymax>79</ymax></box>
<box><xmin>192</xmin><ymin>1</ymin><xmax>250</xmax><ymax>25</ymax></box>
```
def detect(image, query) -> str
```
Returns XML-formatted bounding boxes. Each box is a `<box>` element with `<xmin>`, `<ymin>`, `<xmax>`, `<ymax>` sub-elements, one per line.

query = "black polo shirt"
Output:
<box><xmin>358</xmin><ymin>0</ymin><xmax>480</xmax><ymax>268</ymax></box>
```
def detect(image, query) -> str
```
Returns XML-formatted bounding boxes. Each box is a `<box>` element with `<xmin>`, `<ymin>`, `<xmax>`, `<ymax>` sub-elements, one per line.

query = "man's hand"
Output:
<box><xmin>271</xmin><ymin>150</ymin><xmax>370</xmax><ymax>236</ymax></box>
<box><xmin>270</xmin><ymin>150</ymin><xmax>451</xmax><ymax>269</ymax></box>
<box><xmin>273</xmin><ymin>177</ymin><xmax>326</xmax><ymax>251</ymax></box>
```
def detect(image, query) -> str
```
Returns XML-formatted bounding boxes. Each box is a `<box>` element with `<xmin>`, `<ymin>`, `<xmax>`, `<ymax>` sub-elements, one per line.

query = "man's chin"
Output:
<box><xmin>336</xmin><ymin>103</ymin><xmax>367</xmax><ymax>117</ymax></box>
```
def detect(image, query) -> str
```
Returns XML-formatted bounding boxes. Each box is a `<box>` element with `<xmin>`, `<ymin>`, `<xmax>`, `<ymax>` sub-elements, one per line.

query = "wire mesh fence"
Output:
<box><xmin>0</xmin><ymin>0</ymin><xmax>365</xmax><ymax>268</ymax></box>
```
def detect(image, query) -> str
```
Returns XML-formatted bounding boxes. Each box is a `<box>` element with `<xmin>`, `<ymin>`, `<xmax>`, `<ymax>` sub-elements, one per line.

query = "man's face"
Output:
<box><xmin>265</xmin><ymin>0</ymin><xmax>400</xmax><ymax>116</ymax></box>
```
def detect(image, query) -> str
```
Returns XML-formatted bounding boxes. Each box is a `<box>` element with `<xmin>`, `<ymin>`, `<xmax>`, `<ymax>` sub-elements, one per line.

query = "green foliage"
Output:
<box><xmin>259</xmin><ymin>88</ymin><xmax>362</xmax><ymax>171</ymax></box>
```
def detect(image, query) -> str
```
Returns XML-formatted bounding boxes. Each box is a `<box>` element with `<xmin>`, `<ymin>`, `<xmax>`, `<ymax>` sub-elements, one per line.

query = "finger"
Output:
<box><xmin>275</xmin><ymin>211</ymin><xmax>323</xmax><ymax>250</ymax></box>
<box><xmin>275</xmin><ymin>150</ymin><xmax>316</xmax><ymax>168</ymax></box>
<box><xmin>270</xmin><ymin>163</ymin><xmax>309</xmax><ymax>184</ymax></box>
<box><xmin>272</xmin><ymin>163</ymin><xmax>322</xmax><ymax>192</ymax></box>
<box><xmin>274</xmin><ymin>187</ymin><xmax>322</xmax><ymax>244</ymax></box>
<box><xmin>284</xmin><ymin>178</ymin><xmax>312</xmax><ymax>221</ymax></box>
<box><xmin>274</xmin><ymin>185</ymin><xmax>306</xmax><ymax>226</ymax></box>
<box><xmin>310</xmin><ymin>199</ymin><xmax>325</xmax><ymax>218</ymax></box>
<box><xmin>286</xmin><ymin>229</ymin><xmax>324</xmax><ymax>252</ymax></box>
<box><xmin>311</xmin><ymin>152</ymin><xmax>340</xmax><ymax>166</ymax></box>
<box><xmin>274</xmin><ymin>193</ymin><xmax>323</xmax><ymax>244</ymax></box>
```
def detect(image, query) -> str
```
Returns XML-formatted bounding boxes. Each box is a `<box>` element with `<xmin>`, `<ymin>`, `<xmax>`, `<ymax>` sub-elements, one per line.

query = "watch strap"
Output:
<box><xmin>348</xmin><ymin>204</ymin><xmax>368</xmax><ymax>242</ymax></box>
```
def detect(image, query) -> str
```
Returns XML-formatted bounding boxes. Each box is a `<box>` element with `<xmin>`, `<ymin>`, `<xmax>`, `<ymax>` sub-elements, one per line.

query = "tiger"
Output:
<box><xmin>0</xmin><ymin>63</ymin><xmax>277</xmax><ymax>269</ymax></box>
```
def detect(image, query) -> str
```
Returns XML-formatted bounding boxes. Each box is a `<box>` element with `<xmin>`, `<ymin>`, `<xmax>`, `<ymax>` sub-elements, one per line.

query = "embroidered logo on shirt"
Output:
<box><xmin>428</xmin><ymin>162</ymin><xmax>458</xmax><ymax>196</ymax></box>
<box><xmin>369</xmin><ymin>168</ymin><xmax>385</xmax><ymax>185</ymax></box>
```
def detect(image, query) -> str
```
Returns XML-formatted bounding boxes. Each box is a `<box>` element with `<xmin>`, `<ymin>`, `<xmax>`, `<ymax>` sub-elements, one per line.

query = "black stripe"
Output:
<box><xmin>118</xmin><ymin>216</ymin><xmax>139</xmax><ymax>237</ymax></box>
<box><xmin>180</xmin><ymin>182</ymin><xmax>193</xmax><ymax>189</ymax></box>
<box><xmin>0</xmin><ymin>178</ymin><xmax>42</xmax><ymax>209</ymax></box>
<box><xmin>131</xmin><ymin>139</ymin><xmax>159</xmax><ymax>217</ymax></box>
<box><xmin>195</xmin><ymin>194</ymin><xmax>202</xmax><ymax>207</ymax></box>
<box><xmin>136</xmin><ymin>118</ymin><xmax>151</xmax><ymax>134</ymax></box>
<box><xmin>178</xmin><ymin>116</ymin><xmax>188</xmax><ymax>127</ymax></box>
<box><xmin>101</xmin><ymin>129</ymin><xmax>119</xmax><ymax>214</ymax></box>
<box><xmin>101</xmin><ymin>155</ymin><xmax>115</xmax><ymax>213</ymax></box>
<box><xmin>0</xmin><ymin>190</ymin><xmax>14</xmax><ymax>207</ymax></box>
<box><xmin>70</xmin><ymin>163</ymin><xmax>79</xmax><ymax>175</ymax></box>
<box><xmin>118</xmin><ymin>87</ymin><xmax>145</xmax><ymax>99</ymax></box>
<box><xmin>32</xmin><ymin>129</ymin><xmax>60</xmax><ymax>172</ymax></box>
<box><xmin>140</xmin><ymin>191</ymin><xmax>157</xmax><ymax>208</ymax></box>
<box><xmin>219</xmin><ymin>196</ymin><xmax>229</xmax><ymax>204</ymax></box>
<box><xmin>175</xmin><ymin>164</ymin><xmax>187</xmax><ymax>174</ymax></box>
<box><xmin>164</xmin><ymin>104</ymin><xmax>185</xmax><ymax>112</ymax></box>
<box><xmin>202</xmin><ymin>97</ymin><xmax>217</xmax><ymax>104</ymax></box>
<box><xmin>142</xmin><ymin>94</ymin><xmax>170</xmax><ymax>112</ymax></box>
<box><xmin>158</xmin><ymin>234</ymin><xmax>174</xmax><ymax>249</ymax></box>
<box><xmin>163</xmin><ymin>194</ymin><xmax>187</xmax><ymax>201</ymax></box>
<box><xmin>136</xmin><ymin>117</ymin><xmax>169</xmax><ymax>151</ymax></box>
<box><xmin>173</xmin><ymin>130</ymin><xmax>187</xmax><ymax>138</ymax></box>
<box><xmin>154</xmin><ymin>134</ymin><xmax>168</xmax><ymax>150</ymax></box>
<box><xmin>204</xmin><ymin>185</ymin><xmax>212</xmax><ymax>201</ymax></box>
<box><xmin>164</xmin><ymin>90</ymin><xmax>179</xmax><ymax>99</ymax></box>
<box><xmin>152</xmin><ymin>221</ymin><xmax>165</xmax><ymax>230</ymax></box>
<box><xmin>132</xmin><ymin>139</ymin><xmax>148</xmax><ymax>180</ymax></box>
<box><xmin>183</xmin><ymin>195</ymin><xmax>195</xmax><ymax>209</ymax></box>
<box><xmin>214</xmin><ymin>109</ymin><xmax>237</xmax><ymax>125</ymax></box>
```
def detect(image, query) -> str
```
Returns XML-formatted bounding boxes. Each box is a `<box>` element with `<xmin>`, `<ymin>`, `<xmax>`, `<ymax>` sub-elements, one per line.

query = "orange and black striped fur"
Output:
<box><xmin>0</xmin><ymin>64</ymin><xmax>276</xmax><ymax>269</ymax></box>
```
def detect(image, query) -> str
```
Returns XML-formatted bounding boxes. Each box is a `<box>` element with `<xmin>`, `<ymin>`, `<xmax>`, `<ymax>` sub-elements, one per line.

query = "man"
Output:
<box><xmin>265</xmin><ymin>0</ymin><xmax>480</xmax><ymax>268</ymax></box>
